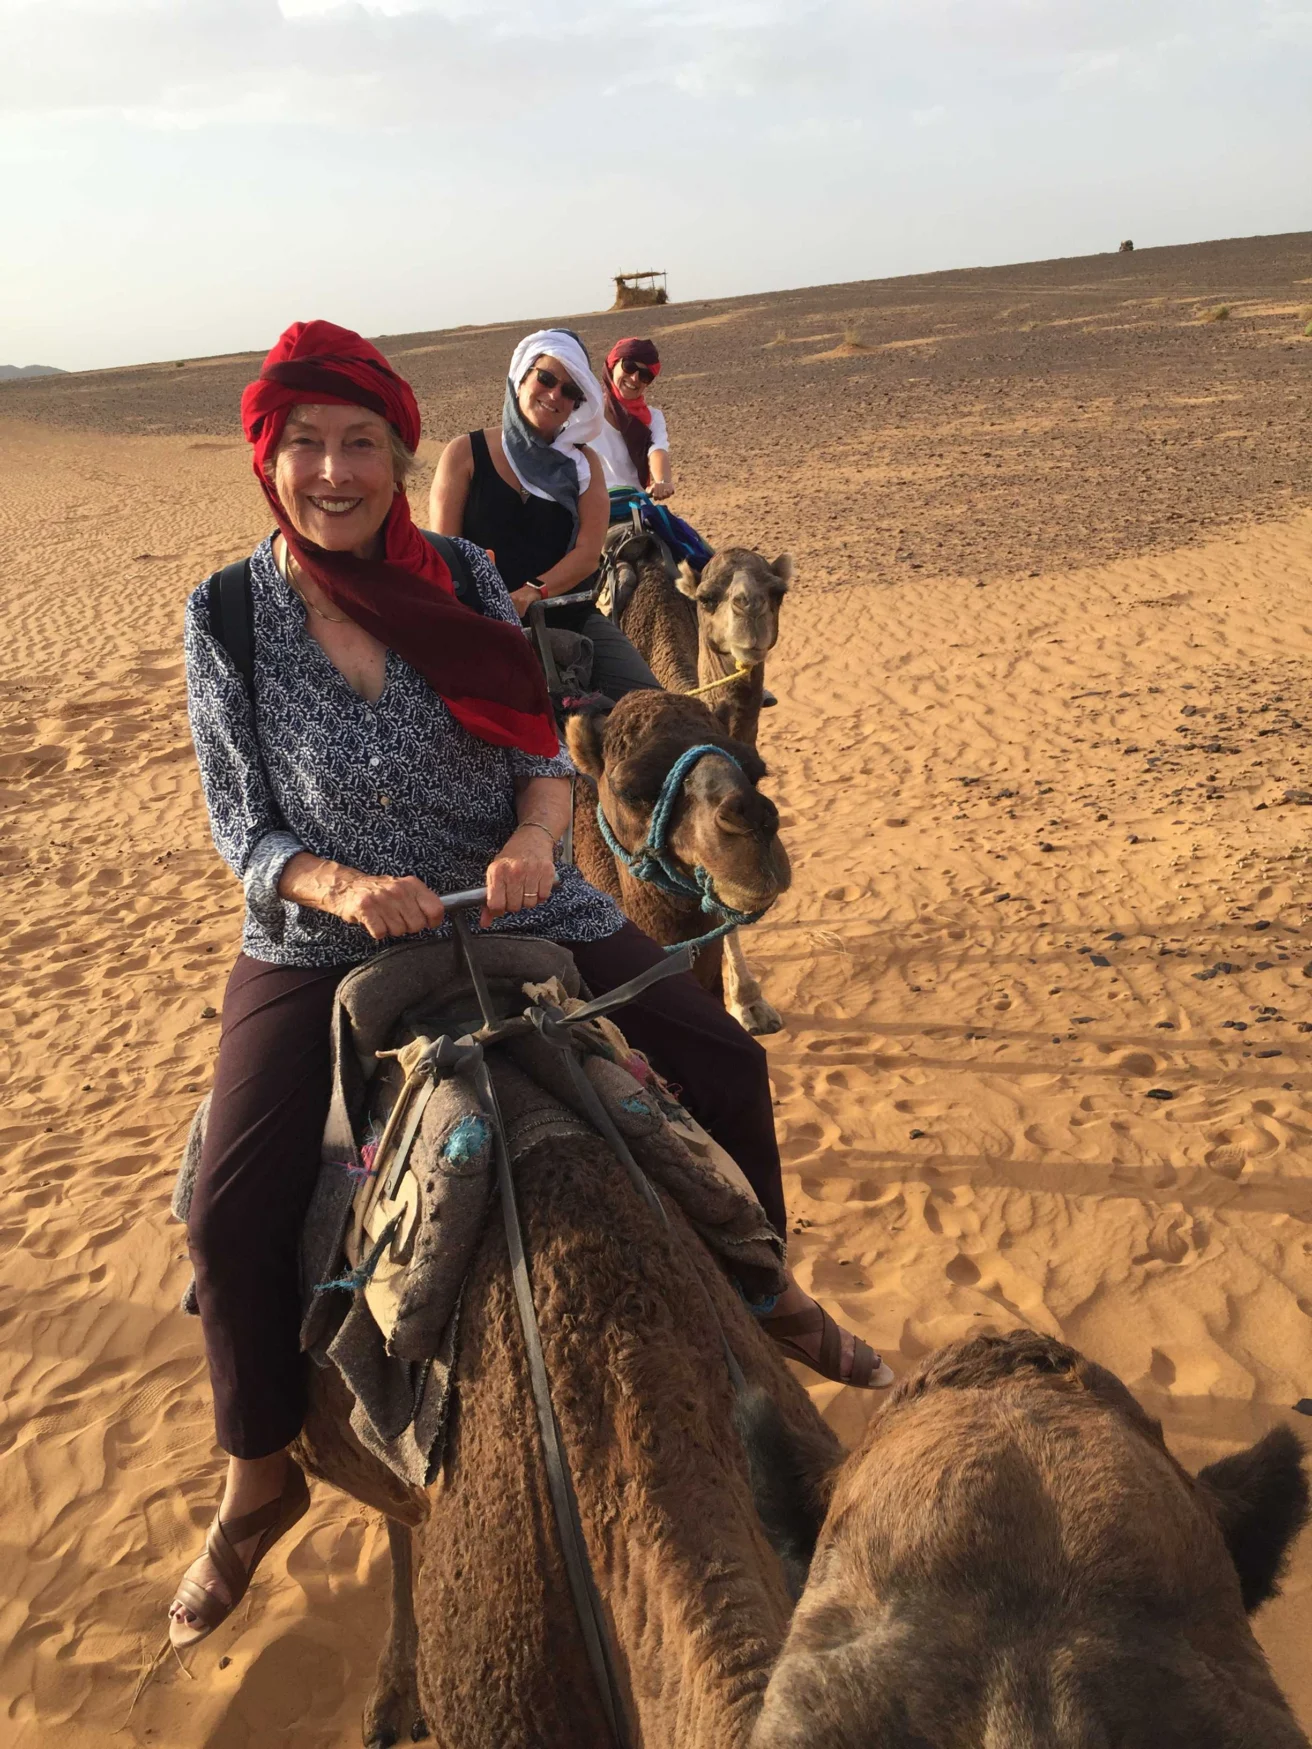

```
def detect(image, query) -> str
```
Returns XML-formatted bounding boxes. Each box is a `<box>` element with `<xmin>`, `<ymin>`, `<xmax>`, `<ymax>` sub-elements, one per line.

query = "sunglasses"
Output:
<box><xmin>618</xmin><ymin>358</ymin><xmax>655</xmax><ymax>385</ymax></box>
<box><xmin>531</xmin><ymin>367</ymin><xmax>585</xmax><ymax>408</ymax></box>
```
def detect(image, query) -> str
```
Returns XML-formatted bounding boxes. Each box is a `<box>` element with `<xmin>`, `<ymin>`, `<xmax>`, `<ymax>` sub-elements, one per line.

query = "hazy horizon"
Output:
<box><xmin>4</xmin><ymin>0</ymin><xmax>1310</xmax><ymax>374</ymax></box>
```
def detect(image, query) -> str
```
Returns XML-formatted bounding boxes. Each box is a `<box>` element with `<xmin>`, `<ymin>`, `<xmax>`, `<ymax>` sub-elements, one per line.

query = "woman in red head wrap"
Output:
<box><xmin>170</xmin><ymin>319</ymin><xmax>632</xmax><ymax>1647</ymax></box>
<box><xmin>239</xmin><ymin>318</ymin><xmax>559</xmax><ymax>753</ymax></box>
<box><xmin>593</xmin><ymin>336</ymin><xmax>674</xmax><ymax>498</ymax></box>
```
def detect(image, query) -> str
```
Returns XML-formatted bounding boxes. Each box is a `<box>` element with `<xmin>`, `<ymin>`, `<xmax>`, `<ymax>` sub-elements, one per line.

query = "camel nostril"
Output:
<box><xmin>716</xmin><ymin>792</ymin><xmax>779</xmax><ymax>839</ymax></box>
<box><xmin>715</xmin><ymin>799</ymin><xmax>755</xmax><ymax>836</ymax></box>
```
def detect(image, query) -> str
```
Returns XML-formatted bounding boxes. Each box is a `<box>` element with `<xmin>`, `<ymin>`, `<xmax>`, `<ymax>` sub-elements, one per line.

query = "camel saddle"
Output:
<box><xmin>173</xmin><ymin>931</ymin><xmax>785</xmax><ymax>1486</ymax></box>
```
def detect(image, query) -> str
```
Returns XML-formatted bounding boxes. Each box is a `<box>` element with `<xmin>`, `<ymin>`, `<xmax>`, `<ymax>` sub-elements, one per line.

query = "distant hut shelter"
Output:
<box><xmin>612</xmin><ymin>270</ymin><xmax>669</xmax><ymax>311</ymax></box>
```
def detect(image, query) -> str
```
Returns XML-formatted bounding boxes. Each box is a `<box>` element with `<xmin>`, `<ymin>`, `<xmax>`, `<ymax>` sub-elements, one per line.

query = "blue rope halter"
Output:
<box><xmin>595</xmin><ymin>743</ymin><xmax>768</xmax><ymax>955</ymax></box>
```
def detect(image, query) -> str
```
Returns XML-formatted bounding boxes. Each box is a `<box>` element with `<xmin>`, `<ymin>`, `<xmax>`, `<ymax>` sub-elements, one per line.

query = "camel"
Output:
<box><xmin>591</xmin><ymin>542</ymin><xmax>791</xmax><ymax>1035</ymax></box>
<box><xmin>751</xmin><ymin>1330</ymin><xmax>1311</xmax><ymax>1749</ymax></box>
<box><xmin>565</xmin><ymin>688</ymin><xmax>790</xmax><ymax>1029</ymax></box>
<box><xmin>605</xmin><ymin>536</ymin><xmax>790</xmax><ymax>770</ymax></box>
<box><xmin>295</xmin><ymin>1119</ymin><xmax>839</xmax><ymax>1748</ymax></box>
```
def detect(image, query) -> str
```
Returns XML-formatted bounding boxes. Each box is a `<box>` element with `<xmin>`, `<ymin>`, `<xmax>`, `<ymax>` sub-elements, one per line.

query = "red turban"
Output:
<box><xmin>604</xmin><ymin>338</ymin><xmax>662</xmax><ymax>487</ymax></box>
<box><xmin>240</xmin><ymin>320</ymin><xmax>557</xmax><ymax>756</ymax></box>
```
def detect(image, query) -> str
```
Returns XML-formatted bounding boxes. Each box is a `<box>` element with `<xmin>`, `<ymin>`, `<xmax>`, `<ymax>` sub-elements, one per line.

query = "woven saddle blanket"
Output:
<box><xmin>173</xmin><ymin>932</ymin><xmax>785</xmax><ymax>1486</ymax></box>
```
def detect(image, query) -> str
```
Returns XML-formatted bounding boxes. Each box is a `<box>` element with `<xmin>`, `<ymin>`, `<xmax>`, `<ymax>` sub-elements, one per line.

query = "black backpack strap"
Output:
<box><xmin>206</xmin><ymin>559</ymin><xmax>255</xmax><ymax>696</ymax></box>
<box><xmin>420</xmin><ymin>530</ymin><xmax>483</xmax><ymax>614</ymax></box>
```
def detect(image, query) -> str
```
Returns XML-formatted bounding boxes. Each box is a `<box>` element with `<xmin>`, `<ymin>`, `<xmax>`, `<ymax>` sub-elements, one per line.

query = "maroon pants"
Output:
<box><xmin>188</xmin><ymin>923</ymin><xmax>786</xmax><ymax>1458</ymax></box>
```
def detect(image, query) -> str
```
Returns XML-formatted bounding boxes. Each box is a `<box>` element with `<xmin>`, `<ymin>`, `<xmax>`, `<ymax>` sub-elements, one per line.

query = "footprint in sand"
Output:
<box><xmin>1205</xmin><ymin>1121</ymin><xmax>1278</xmax><ymax>1178</ymax></box>
<box><xmin>804</xmin><ymin>1033</ymin><xmax>870</xmax><ymax>1054</ymax></box>
<box><xmin>1139</xmin><ymin>1213</ymin><xmax>1208</xmax><ymax>1266</ymax></box>
<box><xmin>1112</xmin><ymin>1049</ymin><xmax>1158</xmax><ymax>1077</ymax></box>
<box><xmin>945</xmin><ymin>1253</ymin><xmax>982</xmax><ymax>1286</ymax></box>
<box><xmin>1150</xmin><ymin>1348</ymin><xmax>1177</xmax><ymax>1387</ymax></box>
<box><xmin>1204</xmin><ymin>1142</ymin><xmax>1248</xmax><ymax>1181</ymax></box>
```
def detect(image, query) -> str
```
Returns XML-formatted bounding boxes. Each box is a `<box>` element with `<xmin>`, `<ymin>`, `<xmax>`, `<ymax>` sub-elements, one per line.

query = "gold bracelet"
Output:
<box><xmin>518</xmin><ymin>820</ymin><xmax>557</xmax><ymax>845</ymax></box>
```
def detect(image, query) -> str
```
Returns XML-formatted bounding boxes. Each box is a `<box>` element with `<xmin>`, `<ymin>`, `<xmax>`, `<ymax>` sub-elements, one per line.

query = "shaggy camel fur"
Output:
<box><xmin>295</xmin><ymin>1124</ymin><xmax>839</xmax><ymax>1749</ymax></box>
<box><xmin>565</xmin><ymin>689</ymin><xmax>790</xmax><ymax>1019</ymax></box>
<box><xmin>752</xmin><ymin>1330</ymin><xmax>1311</xmax><ymax>1749</ymax></box>
<box><xmin>606</xmin><ymin>537</ymin><xmax>792</xmax><ymax>1034</ymax></box>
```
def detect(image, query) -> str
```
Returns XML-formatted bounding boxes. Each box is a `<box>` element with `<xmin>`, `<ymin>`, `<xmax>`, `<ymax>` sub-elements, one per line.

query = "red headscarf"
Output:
<box><xmin>240</xmin><ymin>319</ymin><xmax>557</xmax><ymax>756</ymax></box>
<box><xmin>604</xmin><ymin>337</ymin><xmax>662</xmax><ymax>487</ymax></box>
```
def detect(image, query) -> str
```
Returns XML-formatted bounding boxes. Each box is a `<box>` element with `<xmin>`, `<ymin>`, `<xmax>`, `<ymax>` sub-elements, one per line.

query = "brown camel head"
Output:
<box><xmin>752</xmin><ymin>1330</ymin><xmax>1311</xmax><ymax>1749</ymax></box>
<box><xmin>677</xmin><ymin>548</ymin><xmax>792</xmax><ymax>672</ymax></box>
<box><xmin>565</xmin><ymin>689</ymin><xmax>791</xmax><ymax>916</ymax></box>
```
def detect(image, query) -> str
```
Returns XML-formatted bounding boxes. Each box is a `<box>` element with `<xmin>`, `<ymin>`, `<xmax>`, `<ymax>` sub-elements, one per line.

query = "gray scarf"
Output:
<box><xmin>501</xmin><ymin>379</ymin><xmax>581</xmax><ymax>546</ymax></box>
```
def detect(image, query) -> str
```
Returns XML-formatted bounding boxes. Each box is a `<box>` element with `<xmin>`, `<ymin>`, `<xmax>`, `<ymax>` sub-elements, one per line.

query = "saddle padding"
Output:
<box><xmin>335</xmin><ymin>934</ymin><xmax>582</xmax><ymax>1074</ymax></box>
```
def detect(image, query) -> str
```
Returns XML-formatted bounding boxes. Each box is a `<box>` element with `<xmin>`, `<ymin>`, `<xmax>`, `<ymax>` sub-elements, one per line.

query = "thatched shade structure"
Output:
<box><xmin>612</xmin><ymin>270</ymin><xmax>669</xmax><ymax>310</ymax></box>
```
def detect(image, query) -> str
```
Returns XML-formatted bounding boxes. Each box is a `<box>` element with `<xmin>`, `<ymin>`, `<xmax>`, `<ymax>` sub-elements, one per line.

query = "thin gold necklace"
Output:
<box><xmin>279</xmin><ymin>541</ymin><xmax>351</xmax><ymax>623</ymax></box>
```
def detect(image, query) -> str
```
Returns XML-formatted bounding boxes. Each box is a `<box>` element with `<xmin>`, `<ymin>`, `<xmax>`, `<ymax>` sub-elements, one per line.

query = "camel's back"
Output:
<box><xmin>837</xmin><ymin>1385</ymin><xmax>1234</xmax><ymax>1615</ymax></box>
<box><xmin>412</xmin><ymin>1123</ymin><xmax>829</xmax><ymax>1749</ymax></box>
<box><xmin>757</xmin><ymin>1384</ymin><xmax>1303</xmax><ymax>1748</ymax></box>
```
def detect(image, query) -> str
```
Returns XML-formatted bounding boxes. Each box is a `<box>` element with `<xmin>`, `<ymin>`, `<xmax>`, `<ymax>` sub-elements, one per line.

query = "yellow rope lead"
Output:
<box><xmin>687</xmin><ymin>662</ymin><xmax>755</xmax><ymax>698</ymax></box>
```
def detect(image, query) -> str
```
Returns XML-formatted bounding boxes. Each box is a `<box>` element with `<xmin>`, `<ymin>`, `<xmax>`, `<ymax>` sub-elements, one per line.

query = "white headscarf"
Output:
<box><xmin>504</xmin><ymin>328</ymin><xmax>604</xmax><ymax>503</ymax></box>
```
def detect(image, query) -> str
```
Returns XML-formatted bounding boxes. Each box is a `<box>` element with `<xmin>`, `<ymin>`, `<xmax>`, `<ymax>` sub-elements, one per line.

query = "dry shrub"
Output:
<box><xmin>1298</xmin><ymin>305</ymin><xmax>1312</xmax><ymax>324</ymax></box>
<box><xmin>1305</xmin><ymin>321</ymin><xmax>1312</xmax><ymax>340</ymax></box>
<box><xmin>843</xmin><ymin>326</ymin><xmax>863</xmax><ymax>346</ymax></box>
<box><xmin>1200</xmin><ymin>304</ymin><xmax>1231</xmax><ymax>323</ymax></box>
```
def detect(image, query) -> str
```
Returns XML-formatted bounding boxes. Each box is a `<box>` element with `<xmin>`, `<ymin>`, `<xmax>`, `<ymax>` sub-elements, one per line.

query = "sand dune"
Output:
<box><xmin>2</xmin><ymin>236</ymin><xmax>1311</xmax><ymax>1743</ymax></box>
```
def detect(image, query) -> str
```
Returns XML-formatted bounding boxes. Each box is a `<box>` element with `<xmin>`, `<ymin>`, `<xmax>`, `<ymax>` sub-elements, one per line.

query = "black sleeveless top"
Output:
<box><xmin>461</xmin><ymin>430</ymin><xmax>594</xmax><ymax>632</ymax></box>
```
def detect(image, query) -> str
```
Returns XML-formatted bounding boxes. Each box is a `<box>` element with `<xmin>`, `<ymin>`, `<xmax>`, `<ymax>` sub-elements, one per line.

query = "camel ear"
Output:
<box><xmin>563</xmin><ymin>707</ymin><xmax>608</xmax><ymax>779</ymax></box>
<box><xmin>771</xmin><ymin>554</ymin><xmax>794</xmax><ymax>587</ymax></box>
<box><xmin>1196</xmin><ymin>1426</ymin><xmax>1310</xmax><ymax>1613</ymax></box>
<box><xmin>675</xmin><ymin>560</ymin><xmax>701</xmax><ymax>600</ymax></box>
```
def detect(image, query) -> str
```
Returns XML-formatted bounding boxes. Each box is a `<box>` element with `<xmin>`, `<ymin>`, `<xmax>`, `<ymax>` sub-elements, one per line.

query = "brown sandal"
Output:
<box><xmin>766</xmin><ymin>1304</ymin><xmax>894</xmax><ymax>1389</ymax></box>
<box><xmin>168</xmin><ymin>1459</ymin><xmax>311</xmax><ymax>1650</ymax></box>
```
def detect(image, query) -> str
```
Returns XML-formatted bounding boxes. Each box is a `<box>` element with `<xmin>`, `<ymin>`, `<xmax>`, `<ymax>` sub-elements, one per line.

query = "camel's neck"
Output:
<box><xmin>697</xmin><ymin>643</ymin><xmax>765</xmax><ymax>747</ymax></box>
<box><xmin>615</xmin><ymin>557</ymin><xmax>698</xmax><ymax>693</ymax></box>
<box><xmin>613</xmin><ymin>864</ymin><xmax>726</xmax><ymax>990</ymax></box>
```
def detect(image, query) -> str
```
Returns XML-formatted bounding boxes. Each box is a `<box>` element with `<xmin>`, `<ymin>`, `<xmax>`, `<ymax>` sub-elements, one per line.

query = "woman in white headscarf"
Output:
<box><xmin>431</xmin><ymin>327</ymin><xmax>660</xmax><ymax>701</ymax></box>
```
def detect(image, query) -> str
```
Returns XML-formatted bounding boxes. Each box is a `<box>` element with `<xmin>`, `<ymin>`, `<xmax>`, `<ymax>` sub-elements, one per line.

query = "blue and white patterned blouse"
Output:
<box><xmin>183</xmin><ymin>535</ymin><xmax>623</xmax><ymax>968</ymax></box>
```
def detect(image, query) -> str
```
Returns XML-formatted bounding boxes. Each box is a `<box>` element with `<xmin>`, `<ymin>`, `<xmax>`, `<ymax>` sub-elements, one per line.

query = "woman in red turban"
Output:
<box><xmin>592</xmin><ymin>336</ymin><xmax>673</xmax><ymax>498</ymax></box>
<box><xmin>170</xmin><ymin>320</ymin><xmax>627</xmax><ymax>1647</ymax></box>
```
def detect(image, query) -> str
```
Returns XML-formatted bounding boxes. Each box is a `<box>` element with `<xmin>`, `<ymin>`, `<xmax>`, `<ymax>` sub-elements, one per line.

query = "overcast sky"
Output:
<box><xmin>2</xmin><ymin>0</ymin><xmax>1309</xmax><ymax>370</ymax></box>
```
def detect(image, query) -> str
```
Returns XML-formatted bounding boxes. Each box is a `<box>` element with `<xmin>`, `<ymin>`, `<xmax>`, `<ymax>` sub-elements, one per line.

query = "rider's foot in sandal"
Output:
<box><xmin>168</xmin><ymin>1455</ymin><xmax>310</xmax><ymax>1650</ymax></box>
<box><xmin>764</xmin><ymin>1286</ymin><xmax>894</xmax><ymax>1389</ymax></box>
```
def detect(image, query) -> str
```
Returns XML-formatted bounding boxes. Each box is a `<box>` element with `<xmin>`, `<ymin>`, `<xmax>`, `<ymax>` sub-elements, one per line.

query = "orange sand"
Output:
<box><xmin>1</xmin><ymin>408</ymin><xmax>1309</xmax><ymax>1742</ymax></box>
